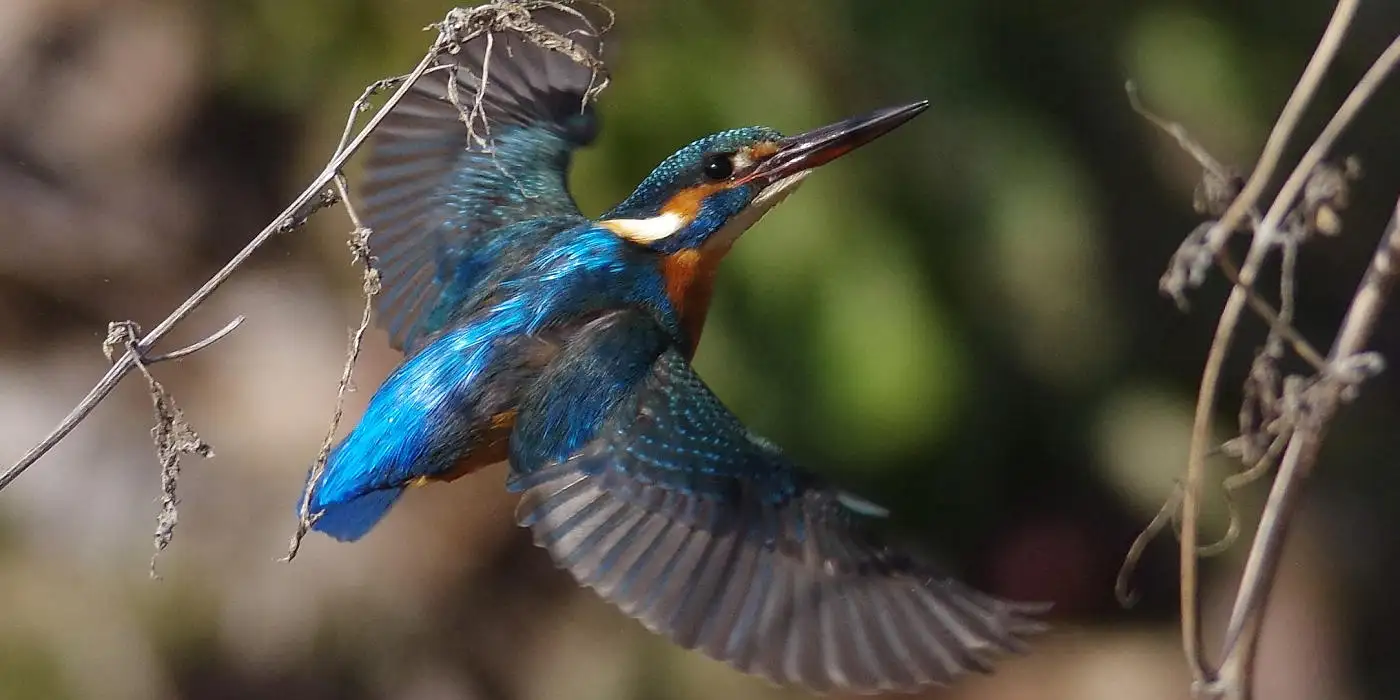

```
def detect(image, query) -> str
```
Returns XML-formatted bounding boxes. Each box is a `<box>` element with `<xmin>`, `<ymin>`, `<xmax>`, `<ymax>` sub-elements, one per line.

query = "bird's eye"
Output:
<box><xmin>703</xmin><ymin>153</ymin><xmax>734</xmax><ymax>180</ymax></box>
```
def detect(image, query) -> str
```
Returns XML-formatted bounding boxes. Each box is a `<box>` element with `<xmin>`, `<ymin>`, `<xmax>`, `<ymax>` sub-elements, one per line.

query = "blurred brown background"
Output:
<box><xmin>1</xmin><ymin>0</ymin><xmax>1398</xmax><ymax>698</ymax></box>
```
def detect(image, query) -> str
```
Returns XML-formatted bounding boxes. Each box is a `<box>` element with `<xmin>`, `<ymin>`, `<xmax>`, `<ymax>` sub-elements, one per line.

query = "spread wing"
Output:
<box><xmin>360</xmin><ymin>3</ymin><xmax>609</xmax><ymax>352</ymax></box>
<box><xmin>508</xmin><ymin>310</ymin><xmax>1047</xmax><ymax>694</ymax></box>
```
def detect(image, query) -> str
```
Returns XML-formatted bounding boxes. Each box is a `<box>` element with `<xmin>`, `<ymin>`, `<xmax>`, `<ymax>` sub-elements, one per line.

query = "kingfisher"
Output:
<box><xmin>301</xmin><ymin>3</ymin><xmax>1045</xmax><ymax>693</ymax></box>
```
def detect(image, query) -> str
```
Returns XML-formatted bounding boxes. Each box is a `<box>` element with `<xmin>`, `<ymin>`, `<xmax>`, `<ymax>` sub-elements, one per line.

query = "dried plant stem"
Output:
<box><xmin>0</xmin><ymin>39</ymin><xmax>442</xmax><ymax>494</ymax></box>
<box><xmin>1177</xmin><ymin>0</ymin><xmax>1359</xmax><ymax>684</ymax></box>
<box><xmin>1214</xmin><ymin>252</ymin><xmax>1327</xmax><ymax>371</ymax></box>
<box><xmin>284</xmin><ymin>171</ymin><xmax>379</xmax><ymax>560</ymax></box>
<box><xmin>1258</xmin><ymin>34</ymin><xmax>1400</xmax><ymax>238</ymax></box>
<box><xmin>1218</xmin><ymin>29</ymin><xmax>1400</xmax><ymax>652</ymax></box>
<box><xmin>1195</xmin><ymin>0</ymin><xmax>1360</xmax><ymax>257</ymax></box>
<box><xmin>1202</xmin><ymin>29</ymin><xmax>1400</xmax><ymax>696</ymax></box>
<box><xmin>1215</xmin><ymin>198</ymin><xmax>1400</xmax><ymax>700</ymax></box>
<box><xmin>0</xmin><ymin>1</ymin><xmax>611</xmax><ymax>573</ymax></box>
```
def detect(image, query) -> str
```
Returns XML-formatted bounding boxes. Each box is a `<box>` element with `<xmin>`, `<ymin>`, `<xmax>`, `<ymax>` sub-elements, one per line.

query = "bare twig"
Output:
<box><xmin>1191</xmin><ymin>0</ymin><xmax>1360</xmax><ymax>269</ymax></box>
<box><xmin>1212</xmin><ymin>252</ymin><xmax>1329</xmax><ymax>371</ymax></box>
<box><xmin>1128</xmin><ymin>6</ymin><xmax>1399</xmax><ymax>696</ymax></box>
<box><xmin>102</xmin><ymin>321</ymin><xmax>218</xmax><ymax>578</ymax></box>
<box><xmin>1214</xmin><ymin>197</ymin><xmax>1400</xmax><ymax>693</ymax></box>
<box><xmin>1257</xmin><ymin>35</ymin><xmax>1400</xmax><ymax>244</ymax></box>
<box><xmin>283</xmin><ymin>78</ymin><xmax>391</xmax><ymax>559</ymax></box>
<box><xmin>1175</xmin><ymin>1</ymin><xmax>1360</xmax><ymax>684</ymax></box>
<box><xmin>1213</xmin><ymin>273</ymin><xmax>1391</xmax><ymax>700</ymax></box>
<box><xmin>1207</xmin><ymin>31</ymin><xmax>1400</xmax><ymax>696</ymax></box>
<box><xmin>1198</xmin><ymin>429</ymin><xmax>1292</xmax><ymax>558</ymax></box>
<box><xmin>0</xmin><ymin>17</ymin><xmax>445</xmax><ymax>492</ymax></box>
<box><xmin>144</xmin><ymin>316</ymin><xmax>247</xmax><ymax>363</ymax></box>
<box><xmin>1</xmin><ymin>1</ymin><xmax>613</xmax><ymax>506</ymax></box>
<box><xmin>1116</xmin><ymin>486</ymin><xmax>1182</xmax><ymax>607</ymax></box>
<box><xmin>284</xmin><ymin>172</ymin><xmax>380</xmax><ymax>560</ymax></box>
<box><xmin>1127</xmin><ymin>81</ymin><xmax>1235</xmax><ymax>182</ymax></box>
<box><xmin>1129</xmin><ymin>85</ymin><xmax>1328</xmax><ymax>369</ymax></box>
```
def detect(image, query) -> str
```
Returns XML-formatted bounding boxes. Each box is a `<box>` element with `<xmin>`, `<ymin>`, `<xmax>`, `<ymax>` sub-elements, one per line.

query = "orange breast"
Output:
<box><xmin>662</xmin><ymin>247</ymin><xmax>727</xmax><ymax>358</ymax></box>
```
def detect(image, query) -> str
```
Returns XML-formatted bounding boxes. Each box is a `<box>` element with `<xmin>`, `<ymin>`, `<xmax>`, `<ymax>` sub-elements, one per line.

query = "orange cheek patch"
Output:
<box><xmin>661</xmin><ymin>182</ymin><xmax>727</xmax><ymax>220</ymax></box>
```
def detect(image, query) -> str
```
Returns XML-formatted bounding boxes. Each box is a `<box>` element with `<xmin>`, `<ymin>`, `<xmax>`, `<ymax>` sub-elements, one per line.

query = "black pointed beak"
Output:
<box><xmin>747</xmin><ymin>100</ymin><xmax>929</xmax><ymax>184</ymax></box>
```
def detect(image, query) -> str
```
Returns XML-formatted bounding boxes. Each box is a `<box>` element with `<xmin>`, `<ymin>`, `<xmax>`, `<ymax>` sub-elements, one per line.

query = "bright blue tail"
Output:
<box><xmin>298</xmin><ymin>322</ymin><xmax>505</xmax><ymax>543</ymax></box>
<box><xmin>309</xmin><ymin>488</ymin><xmax>405</xmax><ymax>542</ymax></box>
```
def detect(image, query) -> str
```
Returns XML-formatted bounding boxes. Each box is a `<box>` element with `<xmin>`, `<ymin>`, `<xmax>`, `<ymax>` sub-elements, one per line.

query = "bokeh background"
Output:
<box><xmin>1</xmin><ymin>0</ymin><xmax>1398</xmax><ymax>698</ymax></box>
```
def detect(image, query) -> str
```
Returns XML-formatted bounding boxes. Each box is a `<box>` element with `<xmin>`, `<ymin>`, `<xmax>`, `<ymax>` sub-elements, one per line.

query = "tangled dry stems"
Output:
<box><xmin>1118</xmin><ymin>2</ymin><xmax>1400</xmax><ymax>697</ymax></box>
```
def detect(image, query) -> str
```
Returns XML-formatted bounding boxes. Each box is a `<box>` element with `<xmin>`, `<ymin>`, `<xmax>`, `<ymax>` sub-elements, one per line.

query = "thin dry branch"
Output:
<box><xmin>1191</xmin><ymin>26</ymin><xmax>1400</xmax><ymax>693</ymax></box>
<box><xmin>284</xmin><ymin>173</ymin><xmax>379</xmax><ymax>560</ymax></box>
<box><xmin>1186</xmin><ymin>0</ymin><xmax>1360</xmax><ymax>276</ymax></box>
<box><xmin>0</xmin><ymin>1</ymin><xmax>612</xmax><ymax>563</ymax></box>
<box><xmin>1114</xmin><ymin>80</ymin><xmax>1335</xmax><ymax>610</ymax></box>
<box><xmin>0</xmin><ymin>178</ymin><xmax>333</xmax><ymax>493</ymax></box>
<box><xmin>1128</xmin><ymin>84</ymin><xmax>1328</xmax><ymax>369</ymax></box>
<box><xmin>1174</xmin><ymin>1</ymin><xmax>1360</xmax><ymax>685</ymax></box>
<box><xmin>1209</xmin><ymin>36</ymin><xmax>1400</xmax><ymax>678</ymax></box>
<box><xmin>1124</xmin><ymin>3</ymin><xmax>1400</xmax><ymax>696</ymax></box>
<box><xmin>0</xmin><ymin>5</ymin><xmax>465</xmax><ymax>492</ymax></box>
<box><xmin>1213</xmin><ymin>198</ymin><xmax>1398</xmax><ymax>700</ymax></box>
<box><xmin>280</xmin><ymin>73</ymin><xmax>396</xmax><ymax>560</ymax></box>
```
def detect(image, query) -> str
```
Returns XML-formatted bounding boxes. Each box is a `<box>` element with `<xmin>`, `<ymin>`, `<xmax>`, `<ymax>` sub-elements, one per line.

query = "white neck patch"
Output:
<box><xmin>601</xmin><ymin>211</ymin><xmax>689</xmax><ymax>244</ymax></box>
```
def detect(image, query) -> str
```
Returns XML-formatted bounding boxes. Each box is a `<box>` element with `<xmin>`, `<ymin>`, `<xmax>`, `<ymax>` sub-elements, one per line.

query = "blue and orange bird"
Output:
<box><xmin>301</xmin><ymin>4</ymin><xmax>1045</xmax><ymax>693</ymax></box>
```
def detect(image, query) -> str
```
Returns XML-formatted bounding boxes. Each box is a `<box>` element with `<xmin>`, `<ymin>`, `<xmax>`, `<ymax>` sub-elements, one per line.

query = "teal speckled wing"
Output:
<box><xmin>508</xmin><ymin>310</ymin><xmax>1047</xmax><ymax>694</ymax></box>
<box><xmin>359</xmin><ymin>4</ymin><xmax>608</xmax><ymax>352</ymax></box>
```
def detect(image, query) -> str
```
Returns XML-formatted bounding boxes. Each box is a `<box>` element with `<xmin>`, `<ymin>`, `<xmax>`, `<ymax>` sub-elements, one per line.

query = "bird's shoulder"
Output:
<box><xmin>508</xmin><ymin>308</ymin><xmax>806</xmax><ymax>499</ymax></box>
<box><xmin>406</xmin><ymin>217</ymin><xmax>677</xmax><ymax>353</ymax></box>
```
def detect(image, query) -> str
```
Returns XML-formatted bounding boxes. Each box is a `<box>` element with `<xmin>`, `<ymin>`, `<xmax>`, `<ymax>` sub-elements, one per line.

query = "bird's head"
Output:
<box><xmin>601</xmin><ymin>101</ymin><xmax>929</xmax><ymax>254</ymax></box>
<box><xmin>600</xmin><ymin>100</ymin><xmax>928</xmax><ymax>353</ymax></box>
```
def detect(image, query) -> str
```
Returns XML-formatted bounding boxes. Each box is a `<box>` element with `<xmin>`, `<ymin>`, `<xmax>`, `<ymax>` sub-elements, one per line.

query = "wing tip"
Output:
<box><xmin>515</xmin><ymin>465</ymin><xmax>1052</xmax><ymax>695</ymax></box>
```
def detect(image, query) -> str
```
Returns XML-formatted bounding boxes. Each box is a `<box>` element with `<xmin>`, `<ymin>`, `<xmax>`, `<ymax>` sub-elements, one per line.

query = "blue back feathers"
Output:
<box><xmin>306</xmin><ymin>222</ymin><xmax>677</xmax><ymax>540</ymax></box>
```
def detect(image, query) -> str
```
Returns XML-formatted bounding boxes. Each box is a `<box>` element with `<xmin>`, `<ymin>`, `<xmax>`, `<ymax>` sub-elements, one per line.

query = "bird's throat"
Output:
<box><xmin>662</xmin><ymin>246</ymin><xmax>726</xmax><ymax>358</ymax></box>
<box><xmin>660</xmin><ymin>173</ymin><xmax>808</xmax><ymax>357</ymax></box>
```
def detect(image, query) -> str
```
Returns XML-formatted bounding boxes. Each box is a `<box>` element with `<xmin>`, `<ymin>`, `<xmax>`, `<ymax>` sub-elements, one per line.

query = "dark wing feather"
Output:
<box><xmin>509</xmin><ymin>311</ymin><xmax>1047</xmax><ymax>694</ymax></box>
<box><xmin>360</xmin><ymin>3</ymin><xmax>608</xmax><ymax>351</ymax></box>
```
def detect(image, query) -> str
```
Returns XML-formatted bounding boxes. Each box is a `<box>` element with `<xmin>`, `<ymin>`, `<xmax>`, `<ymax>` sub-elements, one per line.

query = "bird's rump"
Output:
<box><xmin>508</xmin><ymin>310</ymin><xmax>1047</xmax><ymax>694</ymax></box>
<box><xmin>306</xmin><ymin>321</ymin><xmax>549</xmax><ymax>541</ymax></box>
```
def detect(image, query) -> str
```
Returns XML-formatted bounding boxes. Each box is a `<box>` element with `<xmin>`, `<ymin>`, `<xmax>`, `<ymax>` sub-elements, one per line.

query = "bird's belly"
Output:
<box><xmin>420</xmin><ymin>410</ymin><xmax>517</xmax><ymax>485</ymax></box>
